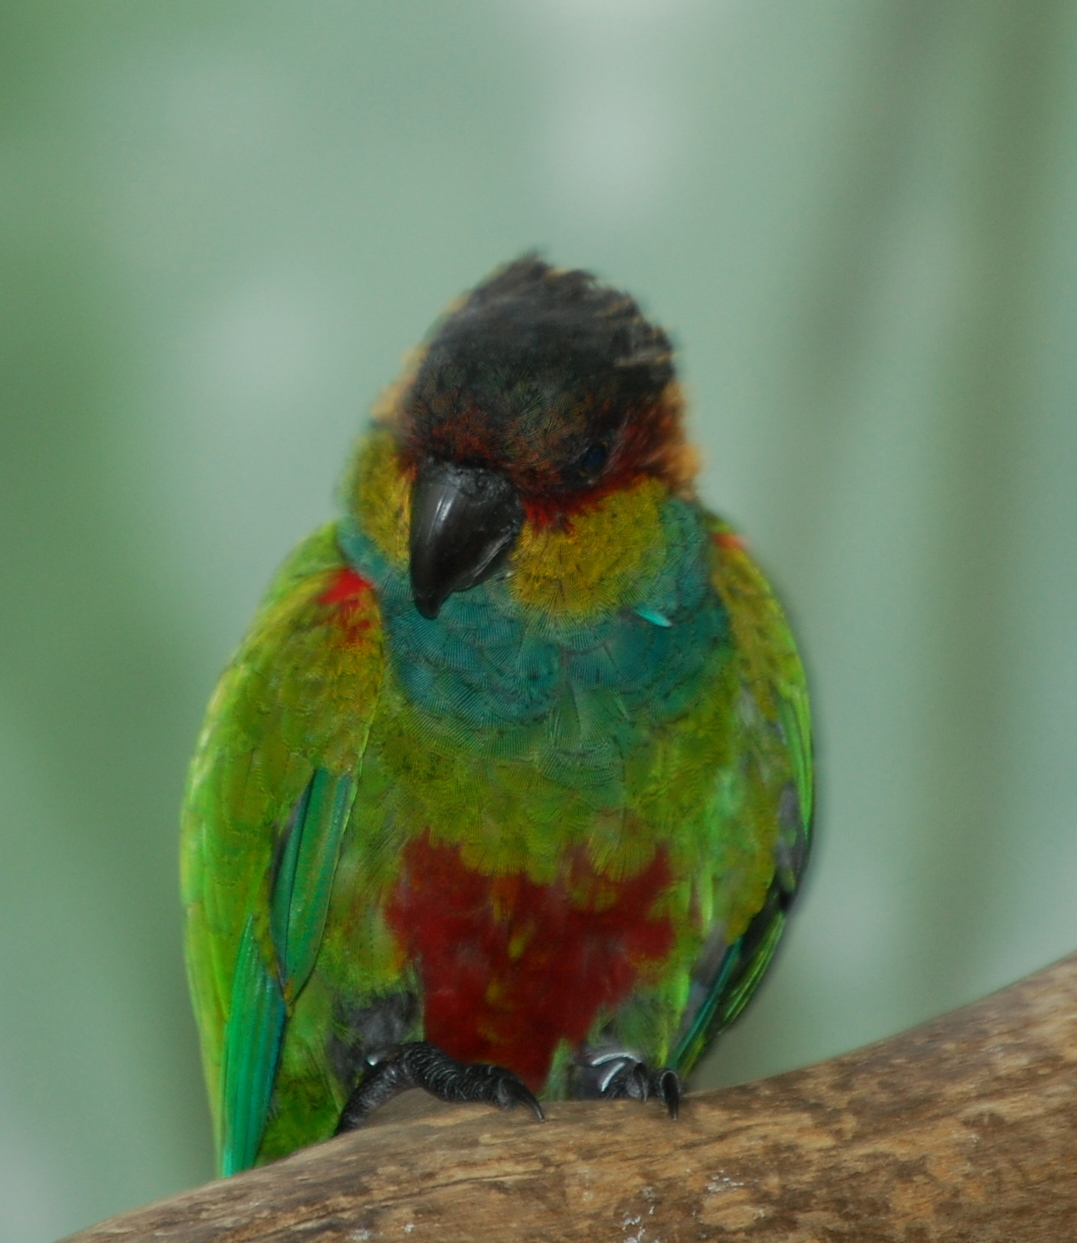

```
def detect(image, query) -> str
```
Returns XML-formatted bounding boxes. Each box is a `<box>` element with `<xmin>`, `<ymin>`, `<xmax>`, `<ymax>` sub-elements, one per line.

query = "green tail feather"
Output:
<box><xmin>220</xmin><ymin>769</ymin><xmax>356</xmax><ymax>1175</ymax></box>
<box><xmin>221</xmin><ymin>919</ymin><xmax>286</xmax><ymax>1176</ymax></box>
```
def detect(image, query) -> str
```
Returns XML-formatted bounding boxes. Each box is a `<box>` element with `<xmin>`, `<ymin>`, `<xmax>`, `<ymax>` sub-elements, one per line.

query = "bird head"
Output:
<box><xmin>349</xmin><ymin>257</ymin><xmax>697</xmax><ymax>619</ymax></box>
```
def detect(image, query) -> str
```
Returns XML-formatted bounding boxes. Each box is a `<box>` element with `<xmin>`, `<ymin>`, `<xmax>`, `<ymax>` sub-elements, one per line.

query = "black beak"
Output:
<box><xmin>409</xmin><ymin>461</ymin><xmax>524</xmax><ymax>619</ymax></box>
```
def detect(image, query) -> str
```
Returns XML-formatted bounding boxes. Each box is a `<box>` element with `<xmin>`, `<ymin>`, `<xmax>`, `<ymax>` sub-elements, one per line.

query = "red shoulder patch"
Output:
<box><xmin>385</xmin><ymin>833</ymin><xmax>675</xmax><ymax>1092</ymax></box>
<box><xmin>318</xmin><ymin>567</ymin><xmax>372</xmax><ymax>605</ymax></box>
<box><xmin>318</xmin><ymin>568</ymin><xmax>375</xmax><ymax>646</ymax></box>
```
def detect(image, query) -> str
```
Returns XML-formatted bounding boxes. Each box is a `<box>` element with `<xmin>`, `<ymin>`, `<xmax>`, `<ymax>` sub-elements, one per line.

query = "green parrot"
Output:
<box><xmin>181</xmin><ymin>257</ymin><xmax>812</xmax><ymax>1176</ymax></box>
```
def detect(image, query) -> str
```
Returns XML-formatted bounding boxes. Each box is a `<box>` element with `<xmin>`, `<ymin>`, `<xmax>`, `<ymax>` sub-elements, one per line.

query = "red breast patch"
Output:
<box><xmin>385</xmin><ymin>832</ymin><xmax>675</xmax><ymax>1091</ymax></box>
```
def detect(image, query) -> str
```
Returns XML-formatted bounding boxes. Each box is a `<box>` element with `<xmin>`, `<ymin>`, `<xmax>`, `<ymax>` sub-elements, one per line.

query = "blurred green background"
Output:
<box><xmin>2</xmin><ymin>1</ymin><xmax>1076</xmax><ymax>1238</ymax></box>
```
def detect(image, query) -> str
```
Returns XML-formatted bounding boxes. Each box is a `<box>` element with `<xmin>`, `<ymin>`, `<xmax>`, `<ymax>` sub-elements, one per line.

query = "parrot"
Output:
<box><xmin>181</xmin><ymin>256</ymin><xmax>812</xmax><ymax>1177</ymax></box>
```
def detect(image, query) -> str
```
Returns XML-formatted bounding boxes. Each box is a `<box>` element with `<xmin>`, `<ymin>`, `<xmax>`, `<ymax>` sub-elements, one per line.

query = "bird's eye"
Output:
<box><xmin>577</xmin><ymin>442</ymin><xmax>609</xmax><ymax>477</ymax></box>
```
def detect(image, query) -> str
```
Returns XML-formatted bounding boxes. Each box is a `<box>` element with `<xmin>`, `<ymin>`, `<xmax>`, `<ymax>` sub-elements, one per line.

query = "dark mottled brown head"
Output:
<box><xmin>398</xmin><ymin>256</ymin><xmax>687</xmax><ymax>515</ymax></box>
<box><xmin>392</xmin><ymin>257</ymin><xmax>693</xmax><ymax>617</ymax></box>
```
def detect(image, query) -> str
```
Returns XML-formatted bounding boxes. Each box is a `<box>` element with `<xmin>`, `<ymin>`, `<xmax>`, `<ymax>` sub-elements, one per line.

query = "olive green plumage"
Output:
<box><xmin>181</xmin><ymin>257</ymin><xmax>812</xmax><ymax>1175</ymax></box>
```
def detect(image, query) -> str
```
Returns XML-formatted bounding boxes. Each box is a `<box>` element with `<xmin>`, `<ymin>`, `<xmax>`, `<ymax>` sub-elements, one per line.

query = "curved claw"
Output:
<box><xmin>596</xmin><ymin>1056</ymin><xmax>682</xmax><ymax>1119</ymax></box>
<box><xmin>654</xmin><ymin>1067</ymin><xmax>681</xmax><ymax>1120</ymax></box>
<box><xmin>492</xmin><ymin>1071</ymin><xmax>546</xmax><ymax>1120</ymax></box>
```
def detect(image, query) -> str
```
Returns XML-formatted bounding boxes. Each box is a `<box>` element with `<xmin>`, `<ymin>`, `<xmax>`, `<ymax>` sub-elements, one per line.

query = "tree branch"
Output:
<box><xmin>65</xmin><ymin>953</ymin><xmax>1077</xmax><ymax>1242</ymax></box>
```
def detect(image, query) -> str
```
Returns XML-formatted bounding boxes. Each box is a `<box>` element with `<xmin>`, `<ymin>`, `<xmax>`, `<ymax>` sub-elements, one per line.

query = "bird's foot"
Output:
<box><xmin>585</xmin><ymin>1053</ymin><xmax>682</xmax><ymax>1119</ymax></box>
<box><xmin>335</xmin><ymin>1041</ymin><xmax>545</xmax><ymax>1133</ymax></box>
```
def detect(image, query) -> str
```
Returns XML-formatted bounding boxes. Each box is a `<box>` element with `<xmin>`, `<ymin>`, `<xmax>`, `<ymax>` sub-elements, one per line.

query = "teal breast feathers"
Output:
<box><xmin>337</xmin><ymin>497</ymin><xmax>729</xmax><ymax>785</ymax></box>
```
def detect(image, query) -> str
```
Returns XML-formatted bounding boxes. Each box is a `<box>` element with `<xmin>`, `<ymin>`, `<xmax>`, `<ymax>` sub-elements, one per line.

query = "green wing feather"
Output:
<box><xmin>181</xmin><ymin>523</ymin><xmax>383</xmax><ymax>1174</ymax></box>
<box><xmin>672</xmin><ymin>520</ymin><xmax>812</xmax><ymax>1071</ymax></box>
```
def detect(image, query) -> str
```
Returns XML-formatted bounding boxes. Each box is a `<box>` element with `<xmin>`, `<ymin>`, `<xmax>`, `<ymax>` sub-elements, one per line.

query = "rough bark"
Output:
<box><xmin>65</xmin><ymin>953</ymin><xmax>1077</xmax><ymax>1242</ymax></box>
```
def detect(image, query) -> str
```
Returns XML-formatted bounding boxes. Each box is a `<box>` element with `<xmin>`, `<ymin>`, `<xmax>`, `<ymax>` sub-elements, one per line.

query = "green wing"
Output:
<box><xmin>180</xmin><ymin>523</ymin><xmax>383</xmax><ymax>1175</ymax></box>
<box><xmin>672</xmin><ymin>520</ymin><xmax>813</xmax><ymax>1072</ymax></box>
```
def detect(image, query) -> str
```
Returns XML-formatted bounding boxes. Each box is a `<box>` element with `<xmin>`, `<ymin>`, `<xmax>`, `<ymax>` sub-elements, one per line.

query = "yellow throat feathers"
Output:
<box><xmin>347</xmin><ymin>427</ymin><xmax>669</xmax><ymax>620</ymax></box>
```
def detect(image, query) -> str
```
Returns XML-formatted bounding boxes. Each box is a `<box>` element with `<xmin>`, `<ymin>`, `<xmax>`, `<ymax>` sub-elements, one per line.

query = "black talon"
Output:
<box><xmin>594</xmin><ymin>1055</ymin><xmax>682</xmax><ymax>1119</ymax></box>
<box><xmin>335</xmin><ymin>1041</ymin><xmax>545</xmax><ymax>1134</ymax></box>
<box><xmin>655</xmin><ymin>1067</ymin><xmax>681</xmax><ymax>1120</ymax></box>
